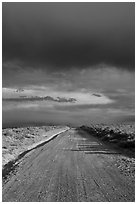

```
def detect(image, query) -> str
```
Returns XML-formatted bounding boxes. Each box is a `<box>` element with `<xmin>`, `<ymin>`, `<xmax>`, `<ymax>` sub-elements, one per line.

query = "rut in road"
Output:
<box><xmin>2</xmin><ymin>128</ymin><xmax>135</xmax><ymax>202</ymax></box>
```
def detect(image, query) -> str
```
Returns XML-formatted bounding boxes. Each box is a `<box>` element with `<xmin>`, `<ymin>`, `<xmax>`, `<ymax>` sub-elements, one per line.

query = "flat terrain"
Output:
<box><xmin>2</xmin><ymin>128</ymin><xmax>134</xmax><ymax>202</ymax></box>
<box><xmin>2</xmin><ymin>126</ymin><xmax>65</xmax><ymax>166</ymax></box>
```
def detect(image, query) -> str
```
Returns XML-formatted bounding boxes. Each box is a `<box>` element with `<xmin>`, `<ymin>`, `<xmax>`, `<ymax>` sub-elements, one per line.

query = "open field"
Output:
<box><xmin>2</xmin><ymin>125</ymin><xmax>65</xmax><ymax>167</ymax></box>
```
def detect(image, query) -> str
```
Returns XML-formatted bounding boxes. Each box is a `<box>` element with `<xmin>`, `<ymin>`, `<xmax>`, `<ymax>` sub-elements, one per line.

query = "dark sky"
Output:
<box><xmin>3</xmin><ymin>2</ymin><xmax>135</xmax><ymax>69</ymax></box>
<box><xmin>2</xmin><ymin>3</ymin><xmax>135</xmax><ymax>127</ymax></box>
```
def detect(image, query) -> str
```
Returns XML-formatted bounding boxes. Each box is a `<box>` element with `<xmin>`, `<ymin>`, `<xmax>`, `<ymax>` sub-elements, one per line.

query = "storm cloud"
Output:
<box><xmin>2</xmin><ymin>3</ymin><xmax>135</xmax><ymax>126</ymax></box>
<box><xmin>3</xmin><ymin>2</ymin><xmax>135</xmax><ymax>70</ymax></box>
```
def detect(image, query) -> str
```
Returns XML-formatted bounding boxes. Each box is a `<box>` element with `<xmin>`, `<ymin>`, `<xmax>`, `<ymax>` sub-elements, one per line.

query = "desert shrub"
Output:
<box><xmin>80</xmin><ymin>124</ymin><xmax>135</xmax><ymax>150</ymax></box>
<box><xmin>119</xmin><ymin>140</ymin><xmax>135</xmax><ymax>148</ymax></box>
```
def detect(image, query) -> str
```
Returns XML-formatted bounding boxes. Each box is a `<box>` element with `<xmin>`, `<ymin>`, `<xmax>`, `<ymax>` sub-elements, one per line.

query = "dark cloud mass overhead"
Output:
<box><xmin>3</xmin><ymin>2</ymin><xmax>135</xmax><ymax>69</ymax></box>
<box><xmin>2</xmin><ymin>3</ymin><xmax>135</xmax><ymax>126</ymax></box>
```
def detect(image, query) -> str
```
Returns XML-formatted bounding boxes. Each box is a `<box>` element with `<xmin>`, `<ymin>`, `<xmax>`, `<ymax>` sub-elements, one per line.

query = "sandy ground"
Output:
<box><xmin>2</xmin><ymin>125</ymin><xmax>65</xmax><ymax>167</ymax></box>
<box><xmin>3</xmin><ymin>128</ymin><xmax>134</xmax><ymax>202</ymax></box>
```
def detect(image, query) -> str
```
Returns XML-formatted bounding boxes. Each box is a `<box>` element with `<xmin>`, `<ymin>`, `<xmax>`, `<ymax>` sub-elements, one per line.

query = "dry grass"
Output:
<box><xmin>80</xmin><ymin>124</ymin><xmax>135</xmax><ymax>151</ymax></box>
<box><xmin>2</xmin><ymin>125</ymin><xmax>63</xmax><ymax>166</ymax></box>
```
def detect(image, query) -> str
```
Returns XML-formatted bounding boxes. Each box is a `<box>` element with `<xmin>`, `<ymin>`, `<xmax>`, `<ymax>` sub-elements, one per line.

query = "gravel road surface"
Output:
<box><xmin>2</xmin><ymin>128</ymin><xmax>134</xmax><ymax>202</ymax></box>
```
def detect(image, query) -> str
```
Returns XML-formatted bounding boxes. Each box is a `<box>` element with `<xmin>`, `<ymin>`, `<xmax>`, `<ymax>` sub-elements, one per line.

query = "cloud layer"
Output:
<box><xmin>3</xmin><ymin>3</ymin><xmax>135</xmax><ymax>70</ymax></box>
<box><xmin>2</xmin><ymin>3</ymin><xmax>135</xmax><ymax>126</ymax></box>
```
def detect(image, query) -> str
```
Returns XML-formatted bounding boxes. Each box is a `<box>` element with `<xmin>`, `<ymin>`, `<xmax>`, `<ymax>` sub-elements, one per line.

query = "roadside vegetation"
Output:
<box><xmin>79</xmin><ymin>124</ymin><xmax>135</xmax><ymax>152</ymax></box>
<box><xmin>2</xmin><ymin>126</ymin><xmax>63</xmax><ymax>167</ymax></box>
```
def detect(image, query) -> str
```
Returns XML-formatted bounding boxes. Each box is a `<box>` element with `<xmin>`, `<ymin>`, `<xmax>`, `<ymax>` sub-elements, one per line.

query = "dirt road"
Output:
<box><xmin>2</xmin><ymin>128</ymin><xmax>134</xmax><ymax>202</ymax></box>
